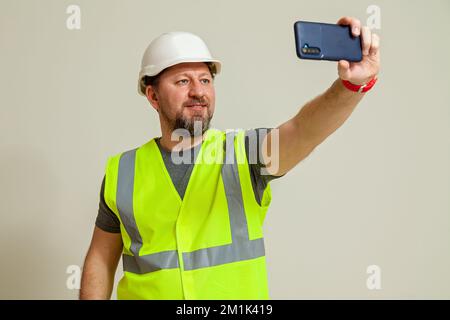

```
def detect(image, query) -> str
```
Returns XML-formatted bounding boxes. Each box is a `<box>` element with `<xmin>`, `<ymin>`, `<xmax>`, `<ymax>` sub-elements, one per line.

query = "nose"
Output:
<box><xmin>188</xmin><ymin>79</ymin><xmax>206</xmax><ymax>98</ymax></box>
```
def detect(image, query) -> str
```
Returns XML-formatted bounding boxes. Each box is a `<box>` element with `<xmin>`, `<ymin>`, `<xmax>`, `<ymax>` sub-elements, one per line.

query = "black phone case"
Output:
<box><xmin>294</xmin><ymin>20</ymin><xmax>362</xmax><ymax>62</ymax></box>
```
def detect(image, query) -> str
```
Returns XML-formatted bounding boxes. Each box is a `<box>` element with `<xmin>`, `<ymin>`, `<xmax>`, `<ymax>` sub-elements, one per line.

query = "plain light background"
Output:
<box><xmin>1</xmin><ymin>0</ymin><xmax>449</xmax><ymax>299</ymax></box>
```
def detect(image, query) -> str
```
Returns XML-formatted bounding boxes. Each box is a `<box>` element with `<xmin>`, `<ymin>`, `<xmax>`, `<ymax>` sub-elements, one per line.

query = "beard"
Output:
<box><xmin>174</xmin><ymin>113</ymin><xmax>212</xmax><ymax>137</ymax></box>
<box><xmin>160</xmin><ymin>102</ymin><xmax>213</xmax><ymax>137</ymax></box>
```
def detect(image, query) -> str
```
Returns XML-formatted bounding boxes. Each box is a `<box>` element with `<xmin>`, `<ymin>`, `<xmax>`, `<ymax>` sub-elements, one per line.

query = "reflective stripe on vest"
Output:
<box><xmin>115</xmin><ymin>131</ymin><xmax>265</xmax><ymax>274</ymax></box>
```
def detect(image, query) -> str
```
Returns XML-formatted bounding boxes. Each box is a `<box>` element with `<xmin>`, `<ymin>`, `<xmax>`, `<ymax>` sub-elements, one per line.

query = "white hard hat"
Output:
<box><xmin>138</xmin><ymin>31</ymin><xmax>222</xmax><ymax>96</ymax></box>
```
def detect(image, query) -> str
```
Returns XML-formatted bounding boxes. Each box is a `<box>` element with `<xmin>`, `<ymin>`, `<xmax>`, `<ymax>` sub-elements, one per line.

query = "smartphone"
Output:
<box><xmin>294</xmin><ymin>20</ymin><xmax>362</xmax><ymax>62</ymax></box>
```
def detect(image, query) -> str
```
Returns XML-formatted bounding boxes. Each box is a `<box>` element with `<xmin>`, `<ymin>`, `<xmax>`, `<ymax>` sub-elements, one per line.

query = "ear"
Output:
<box><xmin>145</xmin><ymin>85</ymin><xmax>160</xmax><ymax>112</ymax></box>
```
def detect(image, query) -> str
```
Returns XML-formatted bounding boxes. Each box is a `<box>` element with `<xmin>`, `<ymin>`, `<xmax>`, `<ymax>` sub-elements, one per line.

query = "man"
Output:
<box><xmin>80</xmin><ymin>16</ymin><xmax>380</xmax><ymax>299</ymax></box>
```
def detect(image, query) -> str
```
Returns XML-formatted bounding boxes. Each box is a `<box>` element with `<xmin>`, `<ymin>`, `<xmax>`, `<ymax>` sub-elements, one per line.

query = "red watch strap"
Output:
<box><xmin>342</xmin><ymin>77</ymin><xmax>378</xmax><ymax>93</ymax></box>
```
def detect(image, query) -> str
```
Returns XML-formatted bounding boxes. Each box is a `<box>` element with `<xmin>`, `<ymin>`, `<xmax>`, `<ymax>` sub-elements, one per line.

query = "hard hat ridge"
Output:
<box><xmin>138</xmin><ymin>31</ymin><xmax>221</xmax><ymax>96</ymax></box>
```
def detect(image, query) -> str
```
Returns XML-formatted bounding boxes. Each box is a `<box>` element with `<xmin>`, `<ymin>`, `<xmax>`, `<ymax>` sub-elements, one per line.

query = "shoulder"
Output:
<box><xmin>242</xmin><ymin>127</ymin><xmax>273</xmax><ymax>164</ymax></box>
<box><xmin>105</xmin><ymin>138</ymin><xmax>158</xmax><ymax>167</ymax></box>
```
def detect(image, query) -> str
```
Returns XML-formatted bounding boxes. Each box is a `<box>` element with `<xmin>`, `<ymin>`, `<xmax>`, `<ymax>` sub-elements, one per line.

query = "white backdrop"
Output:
<box><xmin>1</xmin><ymin>0</ymin><xmax>449</xmax><ymax>299</ymax></box>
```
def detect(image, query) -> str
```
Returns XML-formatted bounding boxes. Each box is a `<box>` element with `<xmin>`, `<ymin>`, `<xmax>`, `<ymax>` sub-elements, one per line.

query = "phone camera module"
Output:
<box><xmin>302</xmin><ymin>45</ymin><xmax>321</xmax><ymax>55</ymax></box>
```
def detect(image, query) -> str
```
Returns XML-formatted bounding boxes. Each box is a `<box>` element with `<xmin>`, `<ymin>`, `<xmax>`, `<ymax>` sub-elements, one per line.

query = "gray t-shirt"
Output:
<box><xmin>96</xmin><ymin>128</ymin><xmax>283</xmax><ymax>233</ymax></box>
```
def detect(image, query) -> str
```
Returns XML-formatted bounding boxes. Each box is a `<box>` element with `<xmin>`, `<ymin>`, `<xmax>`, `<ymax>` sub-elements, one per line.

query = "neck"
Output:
<box><xmin>159</xmin><ymin>132</ymin><xmax>206</xmax><ymax>152</ymax></box>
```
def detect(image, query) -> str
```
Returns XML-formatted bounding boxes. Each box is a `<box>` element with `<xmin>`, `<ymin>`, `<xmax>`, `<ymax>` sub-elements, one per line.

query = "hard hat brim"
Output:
<box><xmin>138</xmin><ymin>58</ymin><xmax>221</xmax><ymax>96</ymax></box>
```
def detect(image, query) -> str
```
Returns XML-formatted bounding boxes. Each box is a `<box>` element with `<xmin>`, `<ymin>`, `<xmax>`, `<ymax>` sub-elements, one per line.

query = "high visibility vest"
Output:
<box><xmin>103</xmin><ymin>128</ymin><xmax>272</xmax><ymax>299</ymax></box>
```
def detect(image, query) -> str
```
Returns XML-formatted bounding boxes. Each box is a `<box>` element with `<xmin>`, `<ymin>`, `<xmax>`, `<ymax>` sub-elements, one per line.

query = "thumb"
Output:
<box><xmin>338</xmin><ymin>60</ymin><xmax>351</xmax><ymax>80</ymax></box>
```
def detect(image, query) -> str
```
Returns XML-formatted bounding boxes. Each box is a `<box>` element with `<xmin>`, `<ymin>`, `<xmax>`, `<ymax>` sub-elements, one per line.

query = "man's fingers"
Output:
<box><xmin>369</xmin><ymin>33</ymin><xmax>380</xmax><ymax>57</ymax></box>
<box><xmin>339</xmin><ymin>60</ymin><xmax>350</xmax><ymax>69</ymax></box>
<box><xmin>337</xmin><ymin>16</ymin><xmax>361</xmax><ymax>37</ymax></box>
<box><xmin>338</xmin><ymin>60</ymin><xmax>351</xmax><ymax>80</ymax></box>
<box><xmin>361</xmin><ymin>26</ymin><xmax>372</xmax><ymax>56</ymax></box>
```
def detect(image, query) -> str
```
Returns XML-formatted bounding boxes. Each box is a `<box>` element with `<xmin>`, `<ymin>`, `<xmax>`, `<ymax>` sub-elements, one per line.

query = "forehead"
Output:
<box><xmin>162</xmin><ymin>62</ymin><xmax>211</xmax><ymax>78</ymax></box>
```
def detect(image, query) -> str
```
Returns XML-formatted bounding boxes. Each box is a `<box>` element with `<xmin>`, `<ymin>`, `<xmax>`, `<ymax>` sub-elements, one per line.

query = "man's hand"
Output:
<box><xmin>336</xmin><ymin>16</ymin><xmax>380</xmax><ymax>85</ymax></box>
<box><xmin>262</xmin><ymin>16</ymin><xmax>381</xmax><ymax>177</ymax></box>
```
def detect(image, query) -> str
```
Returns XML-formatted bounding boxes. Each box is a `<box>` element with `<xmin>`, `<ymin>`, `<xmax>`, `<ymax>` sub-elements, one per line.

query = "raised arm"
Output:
<box><xmin>264</xmin><ymin>17</ymin><xmax>380</xmax><ymax>177</ymax></box>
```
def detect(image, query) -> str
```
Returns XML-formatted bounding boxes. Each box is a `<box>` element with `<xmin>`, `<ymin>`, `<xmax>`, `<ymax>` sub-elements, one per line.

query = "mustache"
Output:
<box><xmin>183</xmin><ymin>98</ymin><xmax>209</xmax><ymax>107</ymax></box>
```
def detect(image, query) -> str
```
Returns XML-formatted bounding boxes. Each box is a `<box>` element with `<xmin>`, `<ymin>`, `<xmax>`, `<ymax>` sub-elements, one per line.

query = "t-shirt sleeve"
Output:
<box><xmin>95</xmin><ymin>175</ymin><xmax>121</xmax><ymax>233</ymax></box>
<box><xmin>244</xmin><ymin>128</ymin><xmax>285</xmax><ymax>206</ymax></box>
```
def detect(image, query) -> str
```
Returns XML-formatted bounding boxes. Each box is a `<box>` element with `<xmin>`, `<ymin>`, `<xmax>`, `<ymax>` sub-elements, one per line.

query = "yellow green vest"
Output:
<box><xmin>103</xmin><ymin>128</ymin><xmax>272</xmax><ymax>299</ymax></box>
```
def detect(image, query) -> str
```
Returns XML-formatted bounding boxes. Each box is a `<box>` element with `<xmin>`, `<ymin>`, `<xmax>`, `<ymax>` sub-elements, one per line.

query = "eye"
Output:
<box><xmin>200</xmin><ymin>79</ymin><xmax>211</xmax><ymax>84</ymax></box>
<box><xmin>177</xmin><ymin>79</ymin><xmax>188</xmax><ymax>85</ymax></box>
